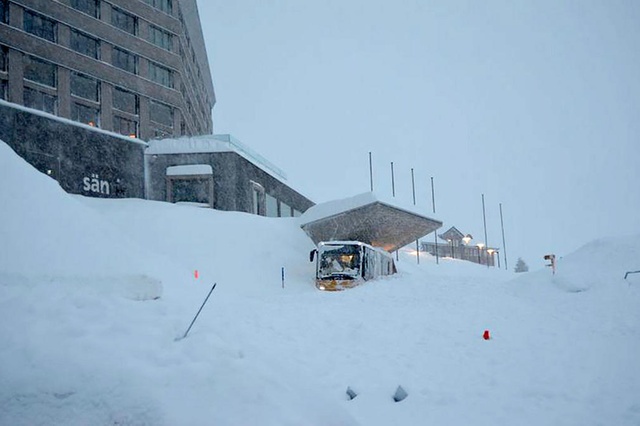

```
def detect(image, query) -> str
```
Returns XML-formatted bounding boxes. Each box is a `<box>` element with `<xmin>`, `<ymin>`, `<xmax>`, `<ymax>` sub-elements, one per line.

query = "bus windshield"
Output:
<box><xmin>318</xmin><ymin>244</ymin><xmax>361</xmax><ymax>279</ymax></box>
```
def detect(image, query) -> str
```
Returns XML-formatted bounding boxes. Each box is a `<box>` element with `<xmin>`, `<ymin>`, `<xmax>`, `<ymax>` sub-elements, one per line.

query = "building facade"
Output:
<box><xmin>0</xmin><ymin>0</ymin><xmax>214</xmax><ymax>141</ymax></box>
<box><xmin>146</xmin><ymin>135</ymin><xmax>315</xmax><ymax>216</ymax></box>
<box><xmin>421</xmin><ymin>226</ymin><xmax>499</xmax><ymax>267</ymax></box>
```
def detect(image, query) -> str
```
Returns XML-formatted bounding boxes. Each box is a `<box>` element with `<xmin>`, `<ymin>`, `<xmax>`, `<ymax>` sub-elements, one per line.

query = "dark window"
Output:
<box><xmin>148</xmin><ymin>25</ymin><xmax>172</xmax><ymax>51</ymax></box>
<box><xmin>153</xmin><ymin>127</ymin><xmax>172</xmax><ymax>139</ymax></box>
<box><xmin>24</xmin><ymin>10</ymin><xmax>56</xmax><ymax>43</ymax></box>
<box><xmin>171</xmin><ymin>178</ymin><xmax>210</xmax><ymax>204</ymax></box>
<box><xmin>148</xmin><ymin>62</ymin><xmax>172</xmax><ymax>88</ymax></box>
<box><xmin>0</xmin><ymin>0</ymin><xmax>7</xmax><ymax>24</ymax></box>
<box><xmin>71</xmin><ymin>0</ymin><xmax>100</xmax><ymax>18</ymax></box>
<box><xmin>71</xmin><ymin>102</ymin><xmax>99</xmax><ymax>127</ymax></box>
<box><xmin>143</xmin><ymin>0</ymin><xmax>172</xmax><ymax>14</ymax></box>
<box><xmin>0</xmin><ymin>80</ymin><xmax>7</xmax><ymax>100</ymax></box>
<box><xmin>70</xmin><ymin>30</ymin><xmax>99</xmax><ymax>59</ymax></box>
<box><xmin>113</xmin><ymin>115</ymin><xmax>137</xmax><ymax>137</ymax></box>
<box><xmin>24</xmin><ymin>87</ymin><xmax>57</xmax><ymax>114</ymax></box>
<box><xmin>112</xmin><ymin>47</ymin><xmax>137</xmax><ymax>74</ymax></box>
<box><xmin>111</xmin><ymin>7</ymin><xmax>137</xmax><ymax>35</ymax></box>
<box><xmin>23</xmin><ymin>56</ymin><xmax>57</xmax><ymax>87</ymax></box>
<box><xmin>150</xmin><ymin>100</ymin><xmax>173</xmax><ymax>127</ymax></box>
<box><xmin>71</xmin><ymin>72</ymin><xmax>99</xmax><ymax>102</ymax></box>
<box><xmin>113</xmin><ymin>87</ymin><xmax>138</xmax><ymax>114</ymax></box>
<box><xmin>0</xmin><ymin>45</ymin><xmax>7</xmax><ymax>72</ymax></box>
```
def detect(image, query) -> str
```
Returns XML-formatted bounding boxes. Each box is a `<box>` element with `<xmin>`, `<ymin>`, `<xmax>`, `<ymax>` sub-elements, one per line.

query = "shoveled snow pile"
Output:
<box><xmin>1</xmin><ymin>139</ymin><xmax>639</xmax><ymax>426</ymax></box>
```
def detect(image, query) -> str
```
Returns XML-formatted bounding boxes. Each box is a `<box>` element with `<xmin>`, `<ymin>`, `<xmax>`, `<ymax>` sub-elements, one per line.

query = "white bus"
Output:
<box><xmin>310</xmin><ymin>241</ymin><xmax>397</xmax><ymax>291</ymax></box>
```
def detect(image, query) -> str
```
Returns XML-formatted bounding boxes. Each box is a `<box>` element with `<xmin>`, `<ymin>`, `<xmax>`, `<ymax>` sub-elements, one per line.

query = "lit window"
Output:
<box><xmin>111</xmin><ymin>7</ymin><xmax>137</xmax><ymax>35</ymax></box>
<box><xmin>149</xmin><ymin>100</ymin><xmax>173</xmax><ymax>127</ymax></box>
<box><xmin>71</xmin><ymin>72</ymin><xmax>99</xmax><ymax>102</ymax></box>
<box><xmin>24</xmin><ymin>10</ymin><xmax>56</xmax><ymax>43</ymax></box>
<box><xmin>113</xmin><ymin>115</ymin><xmax>138</xmax><ymax>138</ymax></box>
<box><xmin>23</xmin><ymin>56</ymin><xmax>57</xmax><ymax>88</ymax></box>
<box><xmin>70</xmin><ymin>30</ymin><xmax>99</xmax><ymax>59</ymax></box>
<box><xmin>112</xmin><ymin>47</ymin><xmax>137</xmax><ymax>74</ymax></box>
<box><xmin>71</xmin><ymin>102</ymin><xmax>100</xmax><ymax>127</ymax></box>
<box><xmin>71</xmin><ymin>0</ymin><xmax>100</xmax><ymax>18</ymax></box>
<box><xmin>148</xmin><ymin>62</ymin><xmax>172</xmax><ymax>88</ymax></box>
<box><xmin>24</xmin><ymin>87</ymin><xmax>57</xmax><ymax>114</ymax></box>
<box><xmin>113</xmin><ymin>87</ymin><xmax>138</xmax><ymax>114</ymax></box>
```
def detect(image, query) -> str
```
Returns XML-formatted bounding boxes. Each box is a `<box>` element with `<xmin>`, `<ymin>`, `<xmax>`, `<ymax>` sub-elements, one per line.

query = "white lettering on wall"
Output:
<box><xmin>82</xmin><ymin>173</ymin><xmax>110</xmax><ymax>195</ymax></box>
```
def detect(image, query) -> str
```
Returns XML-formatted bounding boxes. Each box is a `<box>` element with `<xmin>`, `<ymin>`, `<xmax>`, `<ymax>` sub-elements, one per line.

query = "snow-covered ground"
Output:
<box><xmin>1</xmin><ymin>139</ymin><xmax>639</xmax><ymax>425</ymax></box>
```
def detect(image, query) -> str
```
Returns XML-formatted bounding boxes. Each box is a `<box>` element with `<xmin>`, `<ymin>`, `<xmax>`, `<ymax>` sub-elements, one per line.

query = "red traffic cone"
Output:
<box><xmin>483</xmin><ymin>330</ymin><xmax>491</xmax><ymax>340</ymax></box>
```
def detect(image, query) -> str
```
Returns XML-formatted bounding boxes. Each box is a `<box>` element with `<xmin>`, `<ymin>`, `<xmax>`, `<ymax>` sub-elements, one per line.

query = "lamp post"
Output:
<box><xmin>477</xmin><ymin>243</ymin><xmax>485</xmax><ymax>265</ymax></box>
<box><xmin>487</xmin><ymin>248</ymin><xmax>495</xmax><ymax>267</ymax></box>
<box><xmin>462</xmin><ymin>234</ymin><xmax>472</xmax><ymax>262</ymax></box>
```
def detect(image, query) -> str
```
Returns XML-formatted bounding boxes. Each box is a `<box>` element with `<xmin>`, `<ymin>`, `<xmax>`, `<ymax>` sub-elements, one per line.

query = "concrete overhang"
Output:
<box><xmin>300</xmin><ymin>192</ymin><xmax>442</xmax><ymax>253</ymax></box>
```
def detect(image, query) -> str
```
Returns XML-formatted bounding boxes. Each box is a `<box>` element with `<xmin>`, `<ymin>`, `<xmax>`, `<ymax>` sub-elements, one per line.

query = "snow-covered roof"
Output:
<box><xmin>166</xmin><ymin>164</ymin><xmax>213</xmax><ymax>176</ymax></box>
<box><xmin>300</xmin><ymin>192</ymin><xmax>443</xmax><ymax>252</ymax></box>
<box><xmin>146</xmin><ymin>134</ymin><xmax>287</xmax><ymax>181</ymax></box>
<box><xmin>0</xmin><ymin>99</ymin><xmax>148</xmax><ymax>146</ymax></box>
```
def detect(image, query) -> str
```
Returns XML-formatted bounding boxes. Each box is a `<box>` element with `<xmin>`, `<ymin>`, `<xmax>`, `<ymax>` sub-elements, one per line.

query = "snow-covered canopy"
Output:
<box><xmin>300</xmin><ymin>192</ymin><xmax>442</xmax><ymax>252</ymax></box>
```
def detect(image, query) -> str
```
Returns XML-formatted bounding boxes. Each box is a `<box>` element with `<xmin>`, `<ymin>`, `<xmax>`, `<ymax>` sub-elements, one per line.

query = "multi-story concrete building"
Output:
<box><xmin>0</xmin><ymin>0</ymin><xmax>214</xmax><ymax>140</ymax></box>
<box><xmin>0</xmin><ymin>0</ymin><xmax>315</xmax><ymax>215</ymax></box>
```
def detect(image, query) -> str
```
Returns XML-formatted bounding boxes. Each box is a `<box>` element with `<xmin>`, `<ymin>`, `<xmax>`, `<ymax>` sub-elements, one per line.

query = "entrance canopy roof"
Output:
<box><xmin>300</xmin><ymin>192</ymin><xmax>442</xmax><ymax>253</ymax></box>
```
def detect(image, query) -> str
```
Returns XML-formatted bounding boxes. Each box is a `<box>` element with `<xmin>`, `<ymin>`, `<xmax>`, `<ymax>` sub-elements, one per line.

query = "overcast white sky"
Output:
<box><xmin>196</xmin><ymin>0</ymin><xmax>640</xmax><ymax>269</ymax></box>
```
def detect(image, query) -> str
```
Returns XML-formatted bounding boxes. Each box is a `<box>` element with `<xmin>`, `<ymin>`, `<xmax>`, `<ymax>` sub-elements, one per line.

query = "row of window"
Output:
<box><xmin>251</xmin><ymin>182</ymin><xmax>301</xmax><ymax>218</ymax></box>
<box><xmin>21</xmin><ymin>9</ymin><xmax>174</xmax><ymax>87</ymax></box>
<box><xmin>18</xmin><ymin>56</ymin><xmax>174</xmax><ymax>137</ymax></box>
<box><xmin>68</xmin><ymin>0</ymin><xmax>172</xmax><ymax>19</ymax></box>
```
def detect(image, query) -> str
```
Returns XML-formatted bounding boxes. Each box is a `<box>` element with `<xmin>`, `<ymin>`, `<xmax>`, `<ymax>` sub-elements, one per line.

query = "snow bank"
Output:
<box><xmin>0</xmin><ymin>141</ymin><xmax>169</xmax><ymax>278</ymax></box>
<box><xmin>2</xmin><ymin>138</ymin><xmax>640</xmax><ymax>425</ymax></box>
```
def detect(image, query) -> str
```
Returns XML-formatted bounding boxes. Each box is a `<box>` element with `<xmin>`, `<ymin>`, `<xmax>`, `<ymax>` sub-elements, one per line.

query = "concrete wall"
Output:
<box><xmin>0</xmin><ymin>101</ymin><xmax>145</xmax><ymax>198</ymax></box>
<box><xmin>146</xmin><ymin>151</ymin><xmax>314</xmax><ymax>215</ymax></box>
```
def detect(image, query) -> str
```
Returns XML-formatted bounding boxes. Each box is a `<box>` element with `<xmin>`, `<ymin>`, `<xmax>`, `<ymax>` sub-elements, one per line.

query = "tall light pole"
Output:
<box><xmin>500</xmin><ymin>203</ymin><xmax>508</xmax><ymax>270</ymax></box>
<box><xmin>368</xmin><ymin>152</ymin><xmax>373</xmax><ymax>192</ymax></box>
<box><xmin>482</xmin><ymin>194</ymin><xmax>489</xmax><ymax>268</ymax></box>
<box><xmin>431</xmin><ymin>176</ymin><xmax>438</xmax><ymax>264</ymax></box>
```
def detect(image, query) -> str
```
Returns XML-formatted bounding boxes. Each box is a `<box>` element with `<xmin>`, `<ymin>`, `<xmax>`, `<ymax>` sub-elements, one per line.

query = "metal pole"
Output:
<box><xmin>430</xmin><ymin>177</ymin><xmax>436</xmax><ymax>213</ymax></box>
<box><xmin>411</xmin><ymin>168</ymin><xmax>416</xmax><ymax>205</ymax></box>
<box><xmin>369</xmin><ymin>152</ymin><xmax>373</xmax><ymax>192</ymax></box>
<box><xmin>180</xmin><ymin>283</ymin><xmax>217</xmax><ymax>340</ymax></box>
<box><xmin>482</xmin><ymin>194</ymin><xmax>489</xmax><ymax>268</ymax></box>
<box><xmin>391</xmin><ymin>162</ymin><xmax>395</xmax><ymax>197</ymax></box>
<box><xmin>431</xmin><ymin>176</ymin><xmax>438</xmax><ymax>264</ymax></box>
<box><xmin>499</xmin><ymin>203</ymin><xmax>508</xmax><ymax>270</ymax></box>
<box><xmin>416</xmin><ymin>240</ymin><xmax>420</xmax><ymax>264</ymax></box>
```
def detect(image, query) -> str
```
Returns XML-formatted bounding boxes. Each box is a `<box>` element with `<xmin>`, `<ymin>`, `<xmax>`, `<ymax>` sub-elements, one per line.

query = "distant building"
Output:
<box><xmin>0</xmin><ymin>0</ymin><xmax>214</xmax><ymax>140</ymax></box>
<box><xmin>421</xmin><ymin>226</ymin><xmax>499</xmax><ymax>267</ymax></box>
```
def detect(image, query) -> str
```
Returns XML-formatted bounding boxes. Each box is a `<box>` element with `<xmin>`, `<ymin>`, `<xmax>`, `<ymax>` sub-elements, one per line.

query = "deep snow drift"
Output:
<box><xmin>1</xmin><ymin>140</ymin><xmax>639</xmax><ymax>426</ymax></box>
